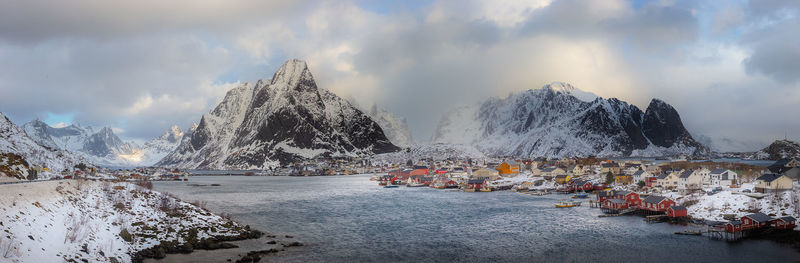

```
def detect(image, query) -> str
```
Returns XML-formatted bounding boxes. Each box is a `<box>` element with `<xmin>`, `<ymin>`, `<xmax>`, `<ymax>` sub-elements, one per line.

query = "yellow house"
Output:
<box><xmin>496</xmin><ymin>161</ymin><xmax>521</xmax><ymax>176</ymax></box>
<box><xmin>615</xmin><ymin>174</ymin><xmax>632</xmax><ymax>184</ymax></box>
<box><xmin>472</xmin><ymin>168</ymin><xmax>500</xmax><ymax>181</ymax></box>
<box><xmin>600</xmin><ymin>163</ymin><xmax>620</xmax><ymax>174</ymax></box>
<box><xmin>571</xmin><ymin>165</ymin><xmax>585</xmax><ymax>176</ymax></box>
<box><xmin>755</xmin><ymin>174</ymin><xmax>793</xmax><ymax>193</ymax></box>
<box><xmin>555</xmin><ymin>174</ymin><xmax>572</xmax><ymax>184</ymax></box>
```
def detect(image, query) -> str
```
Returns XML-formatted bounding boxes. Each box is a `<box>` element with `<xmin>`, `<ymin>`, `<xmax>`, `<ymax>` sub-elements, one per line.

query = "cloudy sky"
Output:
<box><xmin>0</xmin><ymin>0</ymin><xmax>798</xmax><ymax>152</ymax></box>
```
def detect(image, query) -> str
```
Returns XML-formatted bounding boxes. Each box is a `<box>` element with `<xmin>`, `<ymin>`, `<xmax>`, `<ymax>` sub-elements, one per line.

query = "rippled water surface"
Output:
<box><xmin>154</xmin><ymin>175</ymin><xmax>800</xmax><ymax>263</ymax></box>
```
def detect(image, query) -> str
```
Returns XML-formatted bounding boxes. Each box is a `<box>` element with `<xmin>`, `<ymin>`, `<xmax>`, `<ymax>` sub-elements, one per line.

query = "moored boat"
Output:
<box><xmin>572</xmin><ymin>193</ymin><xmax>588</xmax><ymax>199</ymax></box>
<box><xmin>555</xmin><ymin>200</ymin><xmax>581</xmax><ymax>208</ymax></box>
<box><xmin>384</xmin><ymin>185</ymin><xmax>399</xmax><ymax>188</ymax></box>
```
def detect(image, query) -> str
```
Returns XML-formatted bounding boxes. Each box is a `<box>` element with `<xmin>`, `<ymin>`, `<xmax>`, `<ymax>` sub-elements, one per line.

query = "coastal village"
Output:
<box><xmin>367</xmin><ymin>156</ymin><xmax>800</xmax><ymax>241</ymax></box>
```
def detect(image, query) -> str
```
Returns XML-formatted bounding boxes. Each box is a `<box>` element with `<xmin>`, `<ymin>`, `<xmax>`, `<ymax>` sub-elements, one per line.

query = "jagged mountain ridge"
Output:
<box><xmin>432</xmin><ymin>82</ymin><xmax>707</xmax><ymax>158</ymax></box>
<box><xmin>157</xmin><ymin>59</ymin><xmax>399</xmax><ymax>169</ymax></box>
<box><xmin>0</xmin><ymin>113</ymin><xmax>84</xmax><ymax>176</ymax></box>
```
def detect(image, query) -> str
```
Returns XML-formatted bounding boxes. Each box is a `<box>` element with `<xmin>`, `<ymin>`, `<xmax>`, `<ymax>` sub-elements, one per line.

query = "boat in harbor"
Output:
<box><xmin>555</xmin><ymin>200</ymin><xmax>581</xmax><ymax>208</ymax></box>
<box><xmin>369</xmin><ymin>174</ymin><xmax>381</xmax><ymax>181</ymax></box>
<box><xmin>407</xmin><ymin>181</ymin><xmax>426</xmax><ymax>187</ymax></box>
<box><xmin>479</xmin><ymin>187</ymin><xmax>493</xmax><ymax>192</ymax></box>
<box><xmin>572</xmin><ymin>193</ymin><xmax>588</xmax><ymax>199</ymax></box>
<box><xmin>384</xmin><ymin>185</ymin><xmax>399</xmax><ymax>188</ymax></box>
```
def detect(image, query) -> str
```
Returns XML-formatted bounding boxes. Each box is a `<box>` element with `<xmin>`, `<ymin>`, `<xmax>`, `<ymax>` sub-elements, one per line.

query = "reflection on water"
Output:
<box><xmin>154</xmin><ymin>175</ymin><xmax>800</xmax><ymax>263</ymax></box>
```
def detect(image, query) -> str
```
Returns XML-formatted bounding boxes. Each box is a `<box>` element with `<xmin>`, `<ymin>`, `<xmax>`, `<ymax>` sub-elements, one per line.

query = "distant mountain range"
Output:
<box><xmin>22</xmin><ymin>119</ymin><xmax>185</xmax><ymax>167</ymax></box>
<box><xmin>157</xmin><ymin>59</ymin><xmax>399</xmax><ymax>169</ymax></box>
<box><xmin>431</xmin><ymin>82</ymin><xmax>708</xmax><ymax>158</ymax></box>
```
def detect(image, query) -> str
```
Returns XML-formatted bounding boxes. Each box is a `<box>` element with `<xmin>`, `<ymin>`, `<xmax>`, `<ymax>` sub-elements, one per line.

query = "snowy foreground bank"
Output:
<box><xmin>0</xmin><ymin>180</ymin><xmax>261</xmax><ymax>263</ymax></box>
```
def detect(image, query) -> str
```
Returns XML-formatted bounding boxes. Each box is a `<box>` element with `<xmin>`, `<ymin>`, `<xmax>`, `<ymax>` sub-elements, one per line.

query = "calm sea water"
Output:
<box><xmin>154</xmin><ymin>175</ymin><xmax>800</xmax><ymax>263</ymax></box>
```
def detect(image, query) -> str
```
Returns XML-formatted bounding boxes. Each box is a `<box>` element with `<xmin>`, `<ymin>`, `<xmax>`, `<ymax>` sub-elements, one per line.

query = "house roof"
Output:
<box><xmin>505</xmin><ymin>161</ymin><xmax>521</xmax><ymax>165</ymax></box>
<box><xmin>413</xmin><ymin>165</ymin><xmax>428</xmax><ymax>169</ymax></box>
<box><xmin>669</xmin><ymin>206</ymin><xmax>687</xmax><ymax>211</ymax></box>
<box><xmin>554</xmin><ymin>174</ymin><xmax>568</xmax><ymax>178</ymax></box>
<box><xmin>602</xmin><ymin>163</ymin><xmax>618</xmax><ymax>168</ymax></box>
<box><xmin>744</xmin><ymin>212</ymin><xmax>772</xmax><ymax>223</ymax></box>
<box><xmin>657</xmin><ymin>174</ymin><xmax>668</xmax><ymax>179</ymax></box>
<box><xmin>643</xmin><ymin>195</ymin><xmax>666</xmax><ymax>204</ymax></box>
<box><xmin>769</xmin><ymin>166</ymin><xmax>793</xmax><ymax>174</ymax></box>
<box><xmin>727</xmin><ymin>221</ymin><xmax>742</xmax><ymax>226</ymax></box>
<box><xmin>778</xmin><ymin>216</ymin><xmax>796</xmax><ymax>222</ymax></box>
<box><xmin>756</xmin><ymin>173</ymin><xmax>784</xmax><ymax>183</ymax></box>
<box><xmin>679</xmin><ymin>170</ymin><xmax>694</xmax><ymax>179</ymax></box>
<box><xmin>769</xmin><ymin>158</ymin><xmax>792</xmax><ymax>169</ymax></box>
<box><xmin>617</xmin><ymin>190</ymin><xmax>632</xmax><ymax>196</ymax></box>
<box><xmin>542</xmin><ymin>167</ymin><xmax>558</xmax><ymax>172</ymax></box>
<box><xmin>633</xmin><ymin>170</ymin><xmax>645</xmax><ymax>176</ymax></box>
<box><xmin>710</xmin><ymin>169</ymin><xmax>728</xmax><ymax>175</ymax></box>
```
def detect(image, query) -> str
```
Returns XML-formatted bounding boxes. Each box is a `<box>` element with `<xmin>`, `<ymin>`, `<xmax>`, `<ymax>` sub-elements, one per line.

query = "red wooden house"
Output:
<box><xmin>741</xmin><ymin>212</ymin><xmax>772</xmax><ymax>230</ymax></box>
<box><xmin>666</xmin><ymin>206</ymin><xmax>687</xmax><ymax>218</ymax></box>
<box><xmin>617</xmin><ymin>191</ymin><xmax>642</xmax><ymax>207</ymax></box>
<box><xmin>644</xmin><ymin>176</ymin><xmax>658</xmax><ymax>187</ymax></box>
<box><xmin>466</xmin><ymin>179</ymin><xmax>486</xmax><ymax>190</ymax></box>
<box><xmin>435</xmin><ymin>169</ymin><xmax>448</xmax><ymax>174</ymax></box>
<box><xmin>772</xmin><ymin>216</ymin><xmax>797</xmax><ymax>229</ymax></box>
<box><xmin>640</xmin><ymin>195</ymin><xmax>675</xmax><ymax>212</ymax></box>
<box><xmin>723</xmin><ymin>221</ymin><xmax>743</xmax><ymax>232</ymax></box>
<box><xmin>592</xmin><ymin>183</ymin><xmax>608</xmax><ymax>190</ymax></box>
<box><xmin>602</xmin><ymin>199</ymin><xmax>629</xmax><ymax>210</ymax></box>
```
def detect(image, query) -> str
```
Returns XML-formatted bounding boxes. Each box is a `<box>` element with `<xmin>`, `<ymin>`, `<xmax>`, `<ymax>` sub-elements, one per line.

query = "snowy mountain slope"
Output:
<box><xmin>22</xmin><ymin>119</ymin><xmax>184</xmax><ymax>167</ymax></box>
<box><xmin>157</xmin><ymin>59</ymin><xmax>399</xmax><ymax>169</ymax></box>
<box><xmin>356</xmin><ymin>103</ymin><xmax>414</xmax><ymax>148</ymax></box>
<box><xmin>371</xmin><ymin>143</ymin><xmax>485</xmax><ymax>163</ymax></box>
<box><xmin>754</xmin><ymin>139</ymin><xmax>800</xmax><ymax>160</ymax></box>
<box><xmin>432</xmin><ymin>82</ymin><xmax>707</xmax><ymax>158</ymax></box>
<box><xmin>0</xmin><ymin>113</ymin><xmax>84</xmax><ymax>175</ymax></box>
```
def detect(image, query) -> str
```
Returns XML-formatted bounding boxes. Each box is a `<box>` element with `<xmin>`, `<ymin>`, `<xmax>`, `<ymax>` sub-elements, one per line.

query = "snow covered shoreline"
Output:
<box><xmin>0</xmin><ymin>180</ymin><xmax>263</xmax><ymax>263</ymax></box>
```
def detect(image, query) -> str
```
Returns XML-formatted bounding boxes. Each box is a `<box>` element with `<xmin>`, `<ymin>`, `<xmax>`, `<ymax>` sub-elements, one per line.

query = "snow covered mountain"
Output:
<box><xmin>0</xmin><ymin>113</ymin><xmax>84</xmax><ymax>176</ymax></box>
<box><xmin>22</xmin><ymin>119</ymin><xmax>185</xmax><ymax>167</ymax></box>
<box><xmin>431</xmin><ymin>82</ymin><xmax>707</xmax><ymax>158</ymax></box>
<box><xmin>754</xmin><ymin>140</ymin><xmax>800</xmax><ymax>160</ymax></box>
<box><xmin>359</xmin><ymin>103</ymin><xmax>414</xmax><ymax>148</ymax></box>
<box><xmin>157</xmin><ymin>59</ymin><xmax>399</xmax><ymax>169</ymax></box>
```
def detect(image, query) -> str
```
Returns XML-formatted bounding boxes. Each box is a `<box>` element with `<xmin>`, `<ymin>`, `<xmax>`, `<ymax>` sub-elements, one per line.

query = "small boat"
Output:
<box><xmin>572</xmin><ymin>193</ymin><xmax>588</xmax><ymax>199</ymax></box>
<box><xmin>369</xmin><ymin>175</ymin><xmax>380</xmax><ymax>181</ymax></box>
<box><xmin>384</xmin><ymin>185</ymin><xmax>399</xmax><ymax>188</ymax></box>
<box><xmin>674</xmin><ymin>230</ymin><xmax>702</xmax><ymax>236</ymax></box>
<box><xmin>378</xmin><ymin>181</ymin><xmax>388</xmax><ymax>186</ymax></box>
<box><xmin>407</xmin><ymin>182</ymin><xmax>426</xmax><ymax>187</ymax></box>
<box><xmin>555</xmin><ymin>200</ymin><xmax>581</xmax><ymax>208</ymax></box>
<box><xmin>464</xmin><ymin>188</ymin><xmax>477</xmax><ymax>192</ymax></box>
<box><xmin>479</xmin><ymin>187</ymin><xmax>493</xmax><ymax>192</ymax></box>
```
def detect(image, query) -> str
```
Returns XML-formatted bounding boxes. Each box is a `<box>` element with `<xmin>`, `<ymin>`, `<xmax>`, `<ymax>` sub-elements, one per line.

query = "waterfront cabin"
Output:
<box><xmin>754</xmin><ymin>173</ymin><xmax>793</xmax><ymax>193</ymax></box>
<box><xmin>741</xmin><ymin>212</ymin><xmax>772</xmax><ymax>229</ymax></box>
<box><xmin>725</xmin><ymin>221</ymin><xmax>743</xmax><ymax>232</ymax></box>
<box><xmin>571</xmin><ymin>180</ymin><xmax>594</xmax><ymax>192</ymax></box>
<box><xmin>592</xmin><ymin>182</ymin><xmax>609</xmax><ymax>191</ymax></box>
<box><xmin>640</xmin><ymin>195</ymin><xmax>675</xmax><ymax>212</ymax></box>
<box><xmin>410</xmin><ymin>165</ymin><xmax>430</xmax><ymax>176</ymax></box>
<box><xmin>496</xmin><ymin>161</ymin><xmax>521</xmax><ymax>176</ymax></box>
<box><xmin>466</xmin><ymin>179</ymin><xmax>486</xmax><ymax>190</ymax></box>
<box><xmin>617</xmin><ymin>191</ymin><xmax>641</xmax><ymax>207</ymax></box>
<box><xmin>597</xmin><ymin>190</ymin><xmax>622</xmax><ymax>202</ymax></box>
<box><xmin>471</xmin><ymin>168</ymin><xmax>500</xmax><ymax>181</ymax></box>
<box><xmin>602</xmin><ymin>199</ymin><xmax>628</xmax><ymax>210</ymax></box>
<box><xmin>666</xmin><ymin>206</ymin><xmax>688</xmax><ymax>218</ymax></box>
<box><xmin>771</xmin><ymin>216</ymin><xmax>797</xmax><ymax>229</ymax></box>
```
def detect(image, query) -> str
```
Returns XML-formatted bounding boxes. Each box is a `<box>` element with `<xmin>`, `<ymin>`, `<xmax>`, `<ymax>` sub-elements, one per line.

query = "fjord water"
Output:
<box><xmin>154</xmin><ymin>176</ymin><xmax>800</xmax><ymax>262</ymax></box>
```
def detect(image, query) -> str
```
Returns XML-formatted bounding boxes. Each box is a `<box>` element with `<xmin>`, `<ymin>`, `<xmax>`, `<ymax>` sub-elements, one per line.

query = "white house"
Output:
<box><xmin>708</xmin><ymin>169</ymin><xmax>738</xmax><ymax>186</ymax></box>
<box><xmin>632</xmin><ymin>170</ymin><xmax>651</xmax><ymax>183</ymax></box>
